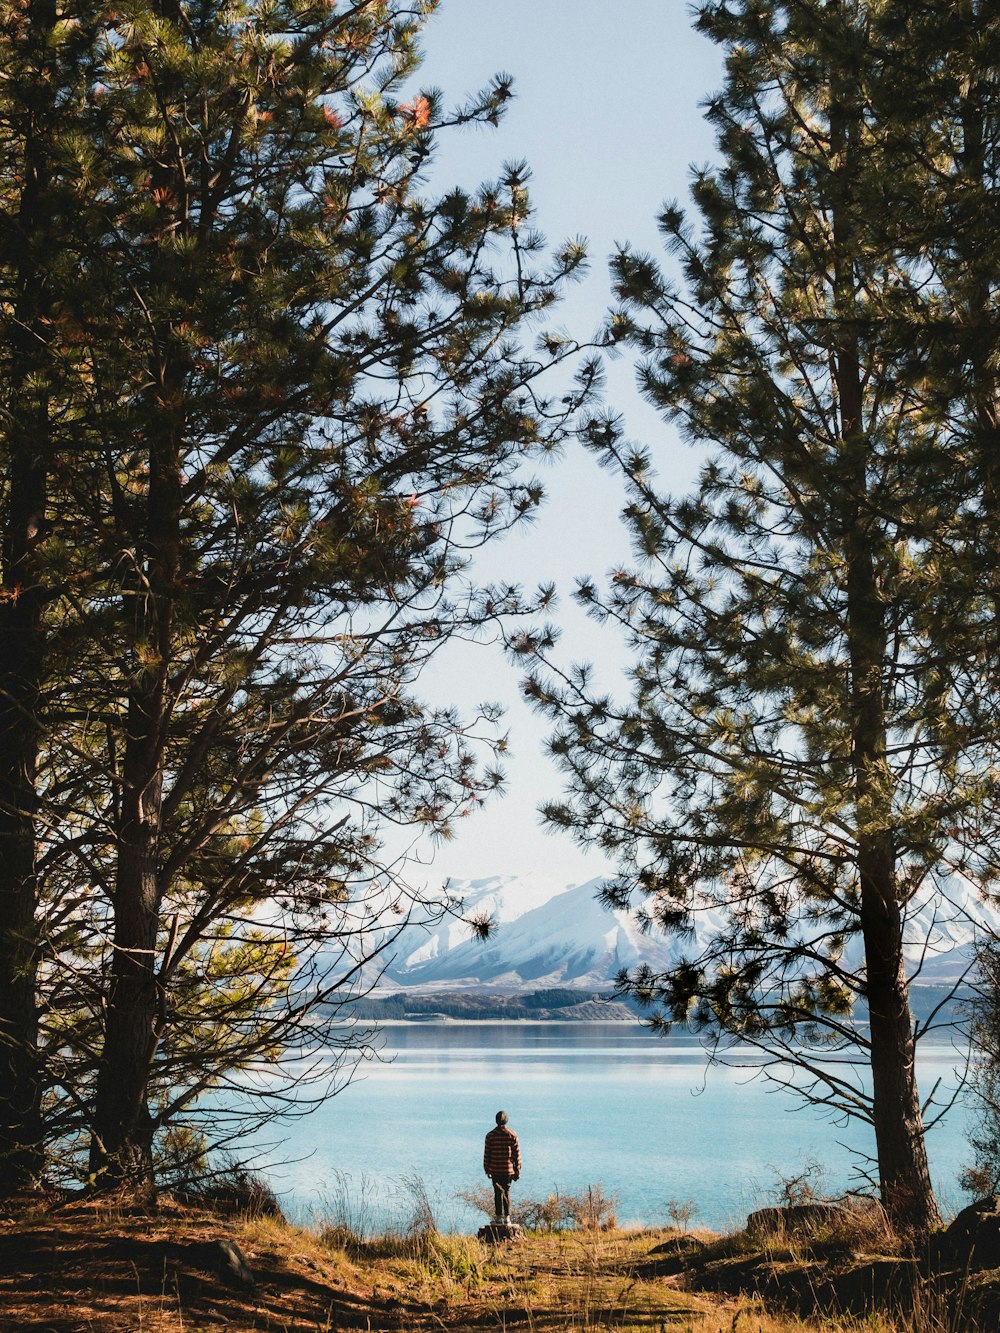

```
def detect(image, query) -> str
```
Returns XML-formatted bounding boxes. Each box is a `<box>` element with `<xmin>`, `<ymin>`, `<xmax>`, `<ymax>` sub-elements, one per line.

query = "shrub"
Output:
<box><xmin>424</xmin><ymin>1234</ymin><xmax>487</xmax><ymax>1285</ymax></box>
<box><xmin>768</xmin><ymin>1158</ymin><xmax>826</xmax><ymax>1208</ymax></box>
<box><xmin>458</xmin><ymin>1182</ymin><xmax>618</xmax><ymax>1233</ymax></box>
<box><xmin>665</xmin><ymin>1197</ymin><xmax>698</xmax><ymax>1232</ymax></box>
<box><xmin>519</xmin><ymin>1191</ymin><xmax>573</xmax><ymax>1232</ymax></box>
<box><xmin>195</xmin><ymin>1160</ymin><xmax>284</xmax><ymax>1220</ymax></box>
<box><xmin>318</xmin><ymin>1223</ymin><xmax>364</xmax><ymax>1253</ymax></box>
<box><xmin>155</xmin><ymin>1127</ymin><xmax>283</xmax><ymax>1219</ymax></box>
<box><xmin>566</xmin><ymin>1183</ymin><xmax>618</xmax><ymax>1231</ymax></box>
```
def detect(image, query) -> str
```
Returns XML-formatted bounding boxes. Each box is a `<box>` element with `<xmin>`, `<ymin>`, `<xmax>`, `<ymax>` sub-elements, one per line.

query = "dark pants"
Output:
<box><xmin>492</xmin><ymin>1175</ymin><xmax>512</xmax><ymax>1217</ymax></box>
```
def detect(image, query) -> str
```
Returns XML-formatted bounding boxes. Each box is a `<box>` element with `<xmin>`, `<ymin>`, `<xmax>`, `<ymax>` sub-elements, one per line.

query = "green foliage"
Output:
<box><xmin>962</xmin><ymin>942</ymin><xmax>1000</xmax><ymax>1196</ymax></box>
<box><xmin>421</xmin><ymin>1233</ymin><xmax>486</xmax><ymax>1285</ymax></box>
<box><xmin>517</xmin><ymin>0</ymin><xmax>1000</xmax><ymax>1231</ymax></box>
<box><xmin>0</xmin><ymin>0</ymin><xmax>595</xmax><ymax>1187</ymax></box>
<box><xmin>521</xmin><ymin>988</ymin><xmax>586</xmax><ymax>1010</ymax></box>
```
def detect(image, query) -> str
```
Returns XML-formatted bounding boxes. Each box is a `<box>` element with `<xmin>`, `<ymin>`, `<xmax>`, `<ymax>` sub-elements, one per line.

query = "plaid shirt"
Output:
<box><xmin>483</xmin><ymin>1124</ymin><xmax>521</xmax><ymax>1179</ymax></box>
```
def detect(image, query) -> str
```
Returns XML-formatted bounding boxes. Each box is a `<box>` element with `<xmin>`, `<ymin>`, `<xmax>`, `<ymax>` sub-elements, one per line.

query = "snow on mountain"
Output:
<box><xmin>378</xmin><ymin>872</ymin><xmax>1000</xmax><ymax>992</ymax></box>
<box><xmin>386</xmin><ymin>877</ymin><xmax>645</xmax><ymax>989</ymax></box>
<box><xmin>385</xmin><ymin>875</ymin><xmax>620</xmax><ymax>988</ymax></box>
<box><xmin>395</xmin><ymin>873</ymin><xmax>576</xmax><ymax>974</ymax></box>
<box><xmin>384</xmin><ymin>873</ymin><xmax>735</xmax><ymax>990</ymax></box>
<box><xmin>901</xmin><ymin>881</ymin><xmax>996</xmax><ymax>982</ymax></box>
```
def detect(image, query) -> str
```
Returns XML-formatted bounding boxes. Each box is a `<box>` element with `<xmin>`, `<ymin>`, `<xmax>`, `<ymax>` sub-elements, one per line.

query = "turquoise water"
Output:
<box><xmin>258</xmin><ymin>1023</ymin><xmax>975</xmax><ymax>1233</ymax></box>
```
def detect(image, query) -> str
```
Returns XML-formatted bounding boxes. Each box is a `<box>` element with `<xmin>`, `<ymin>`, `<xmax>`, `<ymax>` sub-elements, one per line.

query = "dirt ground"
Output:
<box><xmin>0</xmin><ymin>1197</ymin><xmax>752</xmax><ymax>1332</ymax></box>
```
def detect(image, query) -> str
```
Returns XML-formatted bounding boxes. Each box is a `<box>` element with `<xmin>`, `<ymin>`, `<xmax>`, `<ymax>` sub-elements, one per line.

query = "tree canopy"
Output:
<box><xmin>0</xmin><ymin>0</ymin><xmax>594</xmax><ymax>1195</ymax></box>
<box><xmin>516</xmin><ymin>0</ymin><xmax>1000</xmax><ymax>1232</ymax></box>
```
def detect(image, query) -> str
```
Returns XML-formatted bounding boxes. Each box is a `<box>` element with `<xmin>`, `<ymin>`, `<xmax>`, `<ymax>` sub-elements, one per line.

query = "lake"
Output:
<box><xmin>256</xmin><ymin>1022</ymin><xmax>976</xmax><ymax>1234</ymax></box>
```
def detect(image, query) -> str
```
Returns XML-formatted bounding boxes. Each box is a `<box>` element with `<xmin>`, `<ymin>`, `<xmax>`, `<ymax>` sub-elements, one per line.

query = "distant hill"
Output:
<box><xmin>349</xmin><ymin>987</ymin><xmax>637</xmax><ymax>1022</ymax></box>
<box><xmin>373</xmin><ymin>872</ymin><xmax>997</xmax><ymax>996</ymax></box>
<box><xmin>346</xmin><ymin>981</ymin><xmax>971</xmax><ymax>1027</ymax></box>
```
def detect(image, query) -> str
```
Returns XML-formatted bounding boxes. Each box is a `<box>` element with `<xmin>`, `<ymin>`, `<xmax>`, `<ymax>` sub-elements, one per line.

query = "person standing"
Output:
<box><xmin>483</xmin><ymin>1110</ymin><xmax>521</xmax><ymax>1222</ymax></box>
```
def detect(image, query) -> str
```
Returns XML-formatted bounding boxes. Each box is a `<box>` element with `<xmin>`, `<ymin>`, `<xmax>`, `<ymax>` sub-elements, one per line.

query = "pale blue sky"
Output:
<box><xmin>399</xmin><ymin>2</ymin><xmax>723</xmax><ymax>891</ymax></box>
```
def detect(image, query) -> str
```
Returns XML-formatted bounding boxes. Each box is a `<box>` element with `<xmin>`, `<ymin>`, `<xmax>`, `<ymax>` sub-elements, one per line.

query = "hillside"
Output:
<box><xmin>349</xmin><ymin>981</ymin><xmax>968</xmax><ymax>1026</ymax></box>
<box><xmin>0</xmin><ymin>1193</ymin><xmax>946</xmax><ymax>1333</ymax></box>
<box><xmin>349</xmin><ymin>987</ymin><xmax>637</xmax><ymax>1022</ymax></box>
<box><xmin>0</xmin><ymin>1195</ymin><xmax>735</xmax><ymax>1332</ymax></box>
<box><xmin>3</xmin><ymin>1192</ymin><xmax>998</xmax><ymax>1331</ymax></box>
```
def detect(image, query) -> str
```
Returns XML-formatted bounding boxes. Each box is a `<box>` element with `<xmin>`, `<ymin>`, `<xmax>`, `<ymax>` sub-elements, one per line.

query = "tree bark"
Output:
<box><xmin>824</xmin><ymin>59</ymin><xmax>941</xmax><ymax>1230</ymax></box>
<box><xmin>0</xmin><ymin>0</ymin><xmax>58</xmax><ymax>1196</ymax></box>
<box><xmin>89</xmin><ymin>65</ymin><xmax>202</xmax><ymax>1191</ymax></box>
<box><xmin>89</xmin><ymin>391</ymin><xmax>180</xmax><ymax>1196</ymax></box>
<box><xmin>0</xmin><ymin>451</ymin><xmax>46</xmax><ymax>1195</ymax></box>
<box><xmin>838</xmin><ymin>332</ymin><xmax>941</xmax><ymax>1233</ymax></box>
<box><xmin>88</xmin><ymin>688</ymin><xmax>166</xmax><ymax>1196</ymax></box>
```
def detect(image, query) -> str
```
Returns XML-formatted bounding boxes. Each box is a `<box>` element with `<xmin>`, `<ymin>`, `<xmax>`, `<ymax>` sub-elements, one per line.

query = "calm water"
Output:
<box><xmin>257</xmin><ymin>1023</ymin><xmax>975</xmax><ymax>1233</ymax></box>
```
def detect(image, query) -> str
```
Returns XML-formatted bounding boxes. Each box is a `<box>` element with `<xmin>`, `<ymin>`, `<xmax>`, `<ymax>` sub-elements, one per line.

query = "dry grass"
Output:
<box><xmin>0</xmin><ymin>1195</ymin><xmax>975</xmax><ymax>1332</ymax></box>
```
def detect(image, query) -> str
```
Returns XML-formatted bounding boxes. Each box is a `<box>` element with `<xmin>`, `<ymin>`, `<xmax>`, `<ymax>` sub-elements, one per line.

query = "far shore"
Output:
<box><xmin>375</xmin><ymin>1015</ymin><xmax>642</xmax><ymax>1025</ymax></box>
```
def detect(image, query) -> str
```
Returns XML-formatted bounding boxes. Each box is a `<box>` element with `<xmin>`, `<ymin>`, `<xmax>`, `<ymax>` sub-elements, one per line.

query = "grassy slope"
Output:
<box><xmin>0</xmin><ymin>1197</ymin><xmax>883</xmax><ymax>1332</ymax></box>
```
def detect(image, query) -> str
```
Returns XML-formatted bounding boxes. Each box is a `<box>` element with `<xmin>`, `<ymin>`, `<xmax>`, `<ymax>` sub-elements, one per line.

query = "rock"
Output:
<box><xmin>685</xmin><ymin>1250</ymin><xmax>919</xmax><ymax>1318</ymax></box>
<box><xmin>649</xmin><ymin>1234</ymin><xmax>705</xmax><ymax>1257</ymax></box>
<box><xmin>942</xmin><ymin>1196</ymin><xmax>1000</xmax><ymax>1270</ymax></box>
<box><xmin>477</xmin><ymin>1221</ymin><xmax>525</xmax><ymax>1244</ymax></box>
<box><xmin>185</xmin><ymin>1237</ymin><xmax>256</xmax><ymax>1290</ymax></box>
<box><xmin>746</xmin><ymin>1203</ymin><xmax>851</xmax><ymax>1237</ymax></box>
<box><xmin>825</xmin><ymin>1258</ymin><xmax>919</xmax><ymax>1315</ymax></box>
<box><xmin>644</xmin><ymin>1233</ymin><xmax>706</xmax><ymax>1276</ymax></box>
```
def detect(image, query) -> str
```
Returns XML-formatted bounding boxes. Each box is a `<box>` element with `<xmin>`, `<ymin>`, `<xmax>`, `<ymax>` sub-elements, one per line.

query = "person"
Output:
<box><xmin>483</xmin><ymin>1110</ymin><xmax>521</xmax><ymax>1223</ymax></box>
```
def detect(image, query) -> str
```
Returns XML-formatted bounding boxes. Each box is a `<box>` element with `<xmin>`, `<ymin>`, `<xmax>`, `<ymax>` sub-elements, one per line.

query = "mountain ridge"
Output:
<box><xmin>374</xmin><ymin>872</ymin><xmax>994</xmax><ymax>993</ymax></box>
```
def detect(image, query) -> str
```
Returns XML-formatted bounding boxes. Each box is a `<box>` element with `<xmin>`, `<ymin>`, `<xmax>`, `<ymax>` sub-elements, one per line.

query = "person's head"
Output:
<box><xmin>495</xmin><ymin>1110</ymin><xmax>508</xmax><ymax>1126</ymax></box>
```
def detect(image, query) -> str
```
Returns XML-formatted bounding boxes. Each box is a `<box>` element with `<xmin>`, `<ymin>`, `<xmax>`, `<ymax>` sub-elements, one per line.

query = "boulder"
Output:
<box><xmin>644</xmin><ymin>1233</ymin><xmax>706</xmax><ymax>1277</ymax></box>
<box><xmin>746</xmin><ymin>1203</ymin><xmax>851</xmax><ymax>1237</ymax></box>
<box><xmin>825</xmin><ymin>1258</ymin><xmax>919</xmax><ymax>1315</ymax></box>
<box><xmin>685</xmin><ymin>1251</ymin><xmax>919</xmax><ymax>1318</ymax></box>
<box><xmin>942</xmin><ymin>1197</ymin><xmax>1000</xmax><ymax>1271</ymax></box>
<box><xmin>649</xmin><ymin>1234</ymin><xmax>705</xmax><ymax>1257</ymax></box>
<box><xmin>185</xmin><ymin>1237</ymin><xmax>256</xmax><ymax>1290</ymax></box>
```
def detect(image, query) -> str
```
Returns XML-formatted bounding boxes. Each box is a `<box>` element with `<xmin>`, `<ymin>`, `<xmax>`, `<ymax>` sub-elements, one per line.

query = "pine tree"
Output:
<box><xmin>0</xmin><ymin>0</ymin><xmax>105</xmax><ymax>1196</ymax></box>
<box><xmin>961</xmin><ymin>940</ymin><xmax>1000</xmax><ymax>1196</ymax></box>
<box><xmin>876</xmin><ymin>1</ymin><xmax>1000</xmax><ymax>699</ymax></box>
<box><xmin>516</xmin><ymin>0</ymin><xmax>995</xmax><ymax>1231</ymax></box>
<box><xmin>80</xmin><ymin>2</ymin><xmax>586</xmax><ymax>1199</ymax></box>
<box><xmin>16</xmin><ymin>0</ymin><xmax>591</xmax><ymax>1194</ymax></box>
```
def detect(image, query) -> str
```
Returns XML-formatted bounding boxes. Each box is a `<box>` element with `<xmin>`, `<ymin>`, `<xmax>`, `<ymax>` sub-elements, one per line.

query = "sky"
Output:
<box><xmin>394</xmin><ymin>1</ymin><xmax>724</xmax><ymax>893</ymax></box>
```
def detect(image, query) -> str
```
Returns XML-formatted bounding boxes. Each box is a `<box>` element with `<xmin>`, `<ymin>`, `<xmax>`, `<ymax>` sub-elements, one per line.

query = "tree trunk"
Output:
<box><xmin>825</xmin><ymin>65</ymin><xmax>941</xmax><ymax>1232</ymax></box>
<box><xmin>859</xmin><ymin>834</ymin><xmax>940</xmax><ymax>1231</ymax></box>
<box><xmin>0</xmin><ymin>450</ymin><xmax>45</xmax><ymax>1194</ymax></box>
<box><xmin>89</xmin><ymin>96</ymin><xmax>198</xmax><ymax>1192</ymax></box>
<box><xmin>89</xmin><ymin>394</ymin><xmax>180</xmax><ymax>1196</ymax></box>
<box><xmin>839</xmin><ymin>340</ymin><xmax>941</xmax><ymax>1233</ymax></box>
<box><xmin>88</xmin><ymin>690</ymin><xmax>165</xmax><ymax>1196</ymax></box>
<box><xmin>0</xmin><ymin>0</ymin><xmax>58</xmax><ymax>1196</ymax></box>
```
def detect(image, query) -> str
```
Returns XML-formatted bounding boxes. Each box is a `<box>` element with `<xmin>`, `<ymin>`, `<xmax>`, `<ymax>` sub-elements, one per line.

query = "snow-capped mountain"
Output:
<box><xmin>378</xmin><ymin>872</ymin><xmax>999</xmax><ymax>992</ymax></box>
<box><xmin>384</xmin><ymin>875</ymin><xmax>667</xmax><ymax>990</ymax></box>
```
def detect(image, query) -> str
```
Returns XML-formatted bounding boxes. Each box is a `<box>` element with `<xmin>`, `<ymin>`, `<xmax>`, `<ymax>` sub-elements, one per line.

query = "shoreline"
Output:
<box><xmin>373</xmin><ymin>1016</ymin><xmax>641</xmax><ymax>1026</ymax></box>
<box><xmin>367</xmin><ymin>1018</ymin><xmax>967</xmax><ymax>1051</ymax></box>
